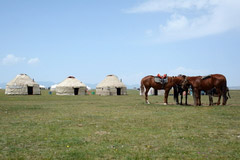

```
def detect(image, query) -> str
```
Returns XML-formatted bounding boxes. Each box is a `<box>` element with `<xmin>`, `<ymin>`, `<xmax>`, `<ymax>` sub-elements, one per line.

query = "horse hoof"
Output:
<box><xmin>146</xmin><ymin>101</ymin><xmax>150</xmax><ymax>104</ymax></box>
<box><xmin>164</xmin><ymin>103</ymin><xmax>167</xmax><ymax>105</ymax></box>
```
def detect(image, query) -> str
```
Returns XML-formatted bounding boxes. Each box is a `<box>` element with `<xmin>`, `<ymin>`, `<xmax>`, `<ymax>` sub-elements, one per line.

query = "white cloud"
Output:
<box><xmin>125</xmin><ymin>0</ymin><xmax>213</xmax><ymax>13</ymax></box>
<box><xmin>168</xmin><ymin>66</ymin><xmax>209</xmax><ymax>76</ymax></box>
<box><xmin>160</xmin><ymin>14</ymin><xmax>189</xmax><ymax>33</ymax></box>
<box><xmin>126</xmin><ymin>0</ymin><xmax>240</xmax><ymax>41</ymax></box>
<box><xmin>28</xmin><ymin>58</ymin><xmax>39</xmax><ymax>64</ymax></box>
<box><xmin>1</xmin><ymin>54</ymin><xmax>26</xmax><ymax>65</ymax></box>
<box><xmin>1</xmin><ymin>54</ymin><xmax>40</xmax><ymax>65</ymax></box>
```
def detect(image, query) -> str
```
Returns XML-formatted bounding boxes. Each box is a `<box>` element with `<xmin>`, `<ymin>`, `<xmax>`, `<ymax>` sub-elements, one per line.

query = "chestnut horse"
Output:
<box><xmin>182</xmin><ymin>74</ymin><xmax>228</xmax><ymax>106</ymax></box>
<box><xmin>140</xmin><ymin>75</ymin><xmax>185</xmax><ymax>104</ymax></box>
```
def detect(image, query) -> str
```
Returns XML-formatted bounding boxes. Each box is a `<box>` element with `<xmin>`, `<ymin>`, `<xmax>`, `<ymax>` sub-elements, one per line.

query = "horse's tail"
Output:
<box><xmin>227</xmin><ymin>87</ymin><xmax>231</xmax><ymax>99</ymax></box>
<box><xmin>222</xmin><ymin>78</ymin><xmax>228</xmax><ymax>105</ymax></box>
<box><xmin>140</xmin><ymin>80</ymin><xmax>145</xmax><ymax>96</ymax></box>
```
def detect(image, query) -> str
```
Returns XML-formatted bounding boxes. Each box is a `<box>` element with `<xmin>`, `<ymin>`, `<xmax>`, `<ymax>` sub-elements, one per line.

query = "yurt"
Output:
<box><xmin>5</xmin><ymin>74</ymin><xmax>41</xmax><ymax>95</ymax></box>
<box><xmin>56</xmin><ymin>76</ymin><xmax>87</xmax><ymax>95</ymax></box>
<box><xmin>96</xmin><ymin>75</ymin><xmax>127</xmax><ymax>96</ymax></box>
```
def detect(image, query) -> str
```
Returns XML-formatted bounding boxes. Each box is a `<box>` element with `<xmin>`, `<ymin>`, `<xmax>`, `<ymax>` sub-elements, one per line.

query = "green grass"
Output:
<box><xmin>0</xmin><ymin>89</ymin><xmax>240</xmax><ymax>159</ymax></box>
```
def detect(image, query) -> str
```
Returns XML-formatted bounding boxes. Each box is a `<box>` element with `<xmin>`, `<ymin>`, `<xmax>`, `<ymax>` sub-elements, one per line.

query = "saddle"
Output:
<box><xmin>201</xmin><ymin>74</ymin><xmax>211</xmax><ymax>80</ymax></box>
<box><xmin>154</xmin><ymin>74</ymin><xmax>168</xmax><ymax>85</ymax></box>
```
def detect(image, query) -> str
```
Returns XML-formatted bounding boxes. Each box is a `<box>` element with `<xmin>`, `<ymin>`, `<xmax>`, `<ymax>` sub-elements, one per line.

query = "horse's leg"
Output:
<box><xmin>145</xmin><ymin>87</ymin><xmax>150</xmax><ymax>104</ymax></box>
<box><xmin>185</xmin><ymin>88</ymin><xmax>188</xmax><ymax>105</ymax></box>
<box><xmin>173</xmin><ymin>86</ymin><xmax>179</xmax><ymax>105</ymax></box>
<box><xmin>175</xmin><ymin>92</ymin><xmax>179</xmax><ymax>105</ymax></box>
<box><xmin>222</xmin><ymin>95</ymin><xmax>227</xmax><ymax>105</ymax></box>
<box><xmin>193</xmin><ymin>88</ymin><xmax>198</xmax><ymax>106</ymax></box>
<box><xmin>216</xmin><ymin>88</ymin><xmax>221</xmax><ymax>105</ymax></box>
<box><xmin>164</xmin><ymin>88</ymin><xmax>170</xmax><ymax>105</ymax></box>
<box><xmin>222</xmin><ymin>86</ymin><xmax>227</xmax><ymax>105</ymax></box>
<box><xmin>195</xmin><ymin>90</ymin><xmax>201</xmax><ymax>106</ymax></box>
<box><xmin>177</xmin><ymin>93</ymin><xmax>179</xmax><ymax>105</ymax></box>
<box><xmin>217</xmin><ymin>95</ymin><xmax>221</xmax><ymax>105</ymax></box>
<box><xmin>180</xmin><ymin>91</ymin><xmax>183</xmax><ymax>105</ymax></box>
<box><xmin>209</xmin><ymin>95</ymin><xmax>213</xmax><ymax>106</ymax></box>
<box><xmin>198</xmin><ymin>91</ymin><xmax>202</xmax><ymax>106</ymax></box>
<box><xmin>193</xmin><ymin>93</ymin><xmax>196</xmax><ymax>106</ymax></box>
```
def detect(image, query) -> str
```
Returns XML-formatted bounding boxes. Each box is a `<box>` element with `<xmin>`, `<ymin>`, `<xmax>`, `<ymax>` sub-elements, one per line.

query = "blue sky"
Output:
<box><xmin>0</xmin><ymin>0</ymin><xmax>240</xmax><ymax>87</ymax></box>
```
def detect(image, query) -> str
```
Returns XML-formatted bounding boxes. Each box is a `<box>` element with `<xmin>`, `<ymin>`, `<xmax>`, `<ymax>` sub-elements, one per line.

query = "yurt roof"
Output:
<box><xmin>6</xmin><ymin>74</ymin><xmax>38</xmax><ymax>86</ymax></box>
<box><xmin>57</xmin><ymin>76</ymin><xmax>86</xmax><ymax>87</ymax></box>
<box><xmin>96</xmin><ymin>75</ymin><xmax>126</xmax><ymax>88</ymax></box>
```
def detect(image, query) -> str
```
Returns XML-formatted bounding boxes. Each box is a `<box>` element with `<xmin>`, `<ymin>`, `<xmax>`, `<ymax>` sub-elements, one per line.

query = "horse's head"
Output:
<box><xmin>181</xmin><ymin>76</ymin><xmax>190</xmax><ymax>90</ymax></box>
<box><xmin>177</xmin><ymin>74</ymin><xmax>186</xmax><ymax>84</ymax></box>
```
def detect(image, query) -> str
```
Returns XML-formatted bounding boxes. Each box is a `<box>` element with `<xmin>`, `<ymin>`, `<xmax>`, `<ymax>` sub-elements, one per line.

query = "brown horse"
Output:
<box><xmin>140</xmin><ymin>75</ymin><xmax>186</xmax><ymax>104</ymax></box>
<box><xmin>182</xmin><ymin>74</ymin><xmax>228</xmax><ymax>106</ymax></box>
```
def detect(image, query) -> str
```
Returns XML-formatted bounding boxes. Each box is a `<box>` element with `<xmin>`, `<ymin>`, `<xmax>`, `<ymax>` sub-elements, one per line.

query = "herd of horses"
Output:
<box><xmin>140</xmin><ymin>74</ymin><xmax>230</xmax><ymax>106</ymax></box>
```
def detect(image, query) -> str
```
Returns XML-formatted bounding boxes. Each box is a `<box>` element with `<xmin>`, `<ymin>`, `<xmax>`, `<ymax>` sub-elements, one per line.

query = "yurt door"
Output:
<box><xmin>28</xmin><ymin>87</ymin><xmax>33</xmax><ymax>95</ymax></box>
<box><xmin>117</xmin><ymin>88</ymin><xmax>121</xmax><ymax>95</ymax></box>
<box><xmin>74</xmin><ymin>88</ymin><xmax>79</xmax><ymax>95</ymax></box>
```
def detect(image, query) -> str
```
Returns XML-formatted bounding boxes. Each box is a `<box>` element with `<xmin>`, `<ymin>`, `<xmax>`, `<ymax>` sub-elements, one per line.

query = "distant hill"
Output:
<box><xmin>229</xmin><ymin>86</ymin><xmax>240</xmax><ymax>90</ymax></box>
<box><xmin>37</xmin><ymin>81</ymin><xmax>56</xmax><ymax>89</ymax></box>
<box><xmin>126</xmin><ymin>84</ymin><xmax>140</xmax><ymax>89</ymax></box>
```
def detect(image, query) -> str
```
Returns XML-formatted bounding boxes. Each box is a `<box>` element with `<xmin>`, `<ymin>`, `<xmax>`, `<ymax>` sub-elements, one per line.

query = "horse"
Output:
<box><xmin>207</xmin><ymin>87</ymin><xmax>231</xmax><ymax>106</ymax></box>
<box><xmin>140</xmin><ymin>75</ymin><xmax>186</xmax><ymax>105</ymax></box>
<box><xmin>182</xmin><ymin>74</ymin><xmax>228</xmax><ymax>106</ymax></box>
<box><xmin>173</xmin><ymin>84</ymin><xmax>189</xmax><ymax>105</ymax></box>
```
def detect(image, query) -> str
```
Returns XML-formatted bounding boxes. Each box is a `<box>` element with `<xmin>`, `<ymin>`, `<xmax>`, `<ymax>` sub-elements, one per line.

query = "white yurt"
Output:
<box><xmin>56</xmin><ymin>76</ymin><xmax>87</xmax><ymax>95</ymax></box>
<box><xmin>96</xmin><ymin>75</ymin><xmax>127</xmax><ymax>96</ymax></box>
<box><xmin>5</xmin><ymin>74</ymin><xmax>41</xmax><ymax>95</ymax></box>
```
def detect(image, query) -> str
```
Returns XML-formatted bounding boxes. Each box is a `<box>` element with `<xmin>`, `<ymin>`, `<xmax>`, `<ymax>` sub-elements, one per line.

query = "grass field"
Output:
<box><xmin>0</xmin><ymin>89</ymin><xmax>240</xmax><ymax>159</ymax></box>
